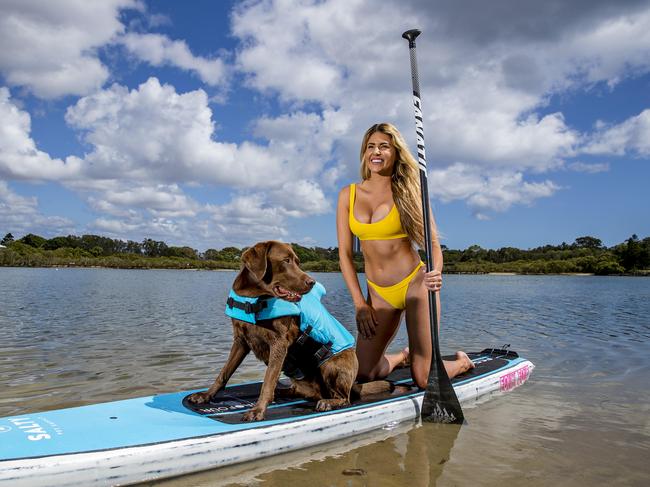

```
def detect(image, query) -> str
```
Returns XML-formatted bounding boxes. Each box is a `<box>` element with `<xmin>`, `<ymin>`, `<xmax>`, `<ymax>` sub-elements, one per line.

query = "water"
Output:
<box><xmin>1</xmin><ymin>268</ymin><xmax>649</xmax><ymax>485</ymax></box>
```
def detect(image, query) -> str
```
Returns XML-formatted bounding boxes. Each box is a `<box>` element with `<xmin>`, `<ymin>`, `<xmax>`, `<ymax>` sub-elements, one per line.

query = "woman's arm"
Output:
<box><xmin>336</xmin><ymin>185</ymin><xmax>377</xmax><ymax>338</ymax></box>
<box><xmin>423</xmin><ymin>206</ymin><xmax>444</xmax><ymax>291</ymax></box>
<box><xmin>429</xmin><ymin>207</ymin><xmax>443</xmax><ymax>273</ymax></box>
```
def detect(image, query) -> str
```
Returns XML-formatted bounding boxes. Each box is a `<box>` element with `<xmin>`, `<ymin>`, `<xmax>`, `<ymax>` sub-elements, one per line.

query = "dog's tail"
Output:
<box><xmin>351</xmin><ymin>380</ymin><xmax>394</xmax><ymax>399</ymax></box>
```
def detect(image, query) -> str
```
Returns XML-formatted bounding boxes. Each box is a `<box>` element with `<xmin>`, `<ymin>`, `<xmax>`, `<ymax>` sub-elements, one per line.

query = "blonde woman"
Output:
<box><xmin>336</xmin><ymin>123</ymin><xmax>474</xmax><ymax>388</ymax></box>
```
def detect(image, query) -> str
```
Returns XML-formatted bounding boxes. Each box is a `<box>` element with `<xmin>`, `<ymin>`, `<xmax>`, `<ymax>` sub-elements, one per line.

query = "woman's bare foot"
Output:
<box><xmin>456</xmin><ymin>351</ymin><xmax>475</xmax><ymax>372</ymax></box>
<box><xmin>443</xmin><ymin>351</ymin><xmax>475</xmax><ymax>378</ymax></box>
<box><xmin>398</xmin><ymin>347</ymin><xmax>410</xmax><ymax>368</ymax></box>
<box><xmin>383</xmin><ymin>347</ymin><xmax>411</xmax><ymax>375</ymax></box>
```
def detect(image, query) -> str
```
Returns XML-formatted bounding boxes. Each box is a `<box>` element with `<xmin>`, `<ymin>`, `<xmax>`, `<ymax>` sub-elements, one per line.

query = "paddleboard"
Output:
<box><xmin>0</xmin><ymin>348</ymin><xmax>533</xmax><ymax>486</ymax></box>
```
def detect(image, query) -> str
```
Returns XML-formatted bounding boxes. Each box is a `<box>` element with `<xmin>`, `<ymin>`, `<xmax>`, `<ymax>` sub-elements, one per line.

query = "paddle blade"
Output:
<box><xmin>421</xmin><ymin>354</ymin><xmax>465</xmax><ymax>424</ymax></box>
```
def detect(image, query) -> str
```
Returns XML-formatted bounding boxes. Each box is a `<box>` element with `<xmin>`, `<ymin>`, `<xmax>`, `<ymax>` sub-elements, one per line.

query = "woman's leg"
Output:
<box><xmin>355</xmin><ymin>289</ymin><xmax>404</xmax><ymax>382</ymax></box>
<box><xmin>404</xmin><ymin>269</ymin><xmax>474</xmax><ymax>389</ymax></box>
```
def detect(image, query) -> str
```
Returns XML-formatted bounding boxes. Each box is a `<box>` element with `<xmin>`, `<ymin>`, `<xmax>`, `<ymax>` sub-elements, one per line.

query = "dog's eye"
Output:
<box><xmin>283</xmin><ymin>257</ymin><xmax>291</xmax><ymax>263</ymax></box>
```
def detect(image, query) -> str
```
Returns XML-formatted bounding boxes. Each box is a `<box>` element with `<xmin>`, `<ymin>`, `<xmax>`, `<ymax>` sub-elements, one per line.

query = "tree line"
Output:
<box><xmin>1</xmin><ymin>232</ymin><xmax>648</xmax><ymax>275</ymax></box>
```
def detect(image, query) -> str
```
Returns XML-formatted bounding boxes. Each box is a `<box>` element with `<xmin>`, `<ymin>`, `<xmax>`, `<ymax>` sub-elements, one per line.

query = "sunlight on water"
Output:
<box><xmin>1</xmin><ymin>268</ymin><xmax>648</xmax><ymax>485</ymax></box>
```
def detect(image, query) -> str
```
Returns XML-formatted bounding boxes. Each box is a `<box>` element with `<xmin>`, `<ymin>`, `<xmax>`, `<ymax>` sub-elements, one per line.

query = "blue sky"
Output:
<box><xmin>1</xmin><ymin>0</ymin><xmax>649</xmax><ymax>251</ymax></box>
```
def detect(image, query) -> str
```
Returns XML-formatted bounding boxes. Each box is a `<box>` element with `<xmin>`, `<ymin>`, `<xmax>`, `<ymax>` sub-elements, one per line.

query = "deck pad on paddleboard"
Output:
<box><xmin>183</xmin><ymin>349</ymin><xmax>519</xmax><ymax>424</ymax></box>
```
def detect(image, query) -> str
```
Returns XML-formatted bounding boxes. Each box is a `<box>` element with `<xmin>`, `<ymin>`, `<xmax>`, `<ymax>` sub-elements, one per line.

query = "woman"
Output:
<box><xmin>336</xmin><ymin>123</ymin><xmax>474</xmax><ymax>388</ymax></box>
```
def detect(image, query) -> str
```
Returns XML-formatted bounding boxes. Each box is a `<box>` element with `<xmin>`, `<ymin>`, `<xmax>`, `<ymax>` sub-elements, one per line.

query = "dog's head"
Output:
<box><xmin>233</xmin><ymin>240</ymin><xmax>315</xmax><ymax>301</ymax></box>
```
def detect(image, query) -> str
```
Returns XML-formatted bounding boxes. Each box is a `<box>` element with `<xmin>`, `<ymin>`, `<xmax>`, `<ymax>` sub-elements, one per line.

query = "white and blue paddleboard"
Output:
<box><xmin>0</xmin><ymin>349</ymin><xmax>533</xmax><ymax>486</ymax></box>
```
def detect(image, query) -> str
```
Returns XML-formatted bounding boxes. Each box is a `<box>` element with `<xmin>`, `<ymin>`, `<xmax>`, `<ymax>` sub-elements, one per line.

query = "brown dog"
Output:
<box><xmin>188</xmin><ymin>240</ymin><xmax>360</xmax><ymax>422</ymax></box>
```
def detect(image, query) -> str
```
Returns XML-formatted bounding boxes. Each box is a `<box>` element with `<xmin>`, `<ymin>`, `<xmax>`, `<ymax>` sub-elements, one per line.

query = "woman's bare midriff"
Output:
<box><xmin>360</xmin><ymin>237</ymin><xmax>421</xmax><ymax>287</ymax></box>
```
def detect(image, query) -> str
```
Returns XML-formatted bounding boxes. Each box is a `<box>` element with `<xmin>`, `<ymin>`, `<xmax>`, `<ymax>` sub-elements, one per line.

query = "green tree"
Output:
<box><xmin>90</xmin><ymin>246</ymin><xmax>103</xmax><ymax>257</ymax></box>
<box><xmin>594</xmin><ymin>256</ymin><xmax>624</xmax><ymax>275</ymax></box>
<box><xmin>1</xmin><ymin>233</ymin><xmax>14</xmax><ymax>245</ymax></box>
<box><xmin>574</xmin><ymin>236</ymin><xmax>603</xmax><ymax>249</ymax></box>
<box><xmin>461</xmin><ymin>244</ymin><xmax>487</xmax><ymax>262</ymax></box>
<box><xmin>166</xmin><ymin>246</ymin><xmax>198</xmax><ymax>259</ymax></box>
<box><xmin>19</xmin><ymin>233</ymin><xmax>47</xmax><ymax>248</ymax></box>
<box><xmin>618</xmin><ymin>234</ymin><xmax>649</xmax><ymax>270</ymax></box>
<box><xmin>44</xmin><ymin>235</ymin><xmax>79</xmax><ymax>250</ymax></box>
<box><xmin>219</xmin><ymin>246</ymin><xmax>242</xmax><ymax>262</ymax></box>
<box><xmin>292</xmin><ymin>243</ymin><xmax>319</xmax><ymax>262</ymax></box>
<box><xmin>142</xmin><ymin>238</ymin><xmax>168</xmax><ymax>257</ymax></box>
<box><xmin>203</xmin><ymin>249</ymin><xmax>220</xmax><ymax>260</ymax></box>
<box><xmin>124</xmin><ymin>240</ymin><xmax>142</xmax><ymax>254</ymax></box>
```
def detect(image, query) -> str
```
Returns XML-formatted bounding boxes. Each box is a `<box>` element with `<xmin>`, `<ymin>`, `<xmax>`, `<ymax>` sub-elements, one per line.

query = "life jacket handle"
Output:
<box><xmin>226</xmin><ymin>296</ymin><xmax>268</xmax><ymax>315</ymax></box>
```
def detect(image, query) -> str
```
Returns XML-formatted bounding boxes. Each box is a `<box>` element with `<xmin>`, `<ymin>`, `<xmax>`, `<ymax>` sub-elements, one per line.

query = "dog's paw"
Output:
<box><xmin>315</xmin><ymin>399</ymin><xmax>333</xmax><ymax>412</ymax></box>
<box><xmin>242</xmin><ymin>408</ymin><xmax>266</xmax><ymax>422</ymax></box>
<box><xmin>187</xmin><ymin>391</ymin><xmax>212</xmax><ymax>405</ymax></box>
<box><xmin>315</xmin><ymin>399</ymin><xmax>349</xmax><ymax>412</ymax></box>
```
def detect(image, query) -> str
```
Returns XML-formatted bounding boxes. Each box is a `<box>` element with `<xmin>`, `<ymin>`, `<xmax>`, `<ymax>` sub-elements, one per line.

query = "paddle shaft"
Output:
<box><xmin>402</xmin><ymin>29</ymin><xmax>464</xmax><ymax>424</ymax></box>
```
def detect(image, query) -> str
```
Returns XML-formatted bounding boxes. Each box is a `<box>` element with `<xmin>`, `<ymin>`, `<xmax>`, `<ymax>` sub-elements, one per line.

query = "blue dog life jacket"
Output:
<box><xmin>225</xmin><ymin>282</ymin><xmax>355</xmax><ymax>367</ymax></box>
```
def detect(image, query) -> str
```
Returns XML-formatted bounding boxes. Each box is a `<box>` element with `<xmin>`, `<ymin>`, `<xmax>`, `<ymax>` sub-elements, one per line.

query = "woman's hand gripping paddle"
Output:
<box><xmin>402</xmin><ymin>29</ymin><xmax>465</xmax><ymax>424</ymax></box>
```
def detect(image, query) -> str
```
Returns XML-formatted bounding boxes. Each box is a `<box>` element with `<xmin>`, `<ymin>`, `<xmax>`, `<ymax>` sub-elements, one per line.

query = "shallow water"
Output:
<box><xmin>1</xmin><ymin>268</ymin><xmax>648</xmax><ymax>485</ymax></box>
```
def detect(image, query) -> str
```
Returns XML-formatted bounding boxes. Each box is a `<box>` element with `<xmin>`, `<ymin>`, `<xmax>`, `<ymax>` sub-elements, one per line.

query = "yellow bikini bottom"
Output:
<box><xmin>366</xmin><ymin>261</ymin><xmax>425</xmax><ymax>310</ymax></box>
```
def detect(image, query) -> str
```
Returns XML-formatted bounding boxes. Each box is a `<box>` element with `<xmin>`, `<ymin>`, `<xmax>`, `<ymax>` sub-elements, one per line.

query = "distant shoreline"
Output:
<box><xmin>2</xmin><ymin>235</ymin><xmax>649</xmax><ymax>276</ymax></box>
<box><xmin>2</xmin><ymin>264</ymin><xmax>649</xmax><ymax>277</ymax></box>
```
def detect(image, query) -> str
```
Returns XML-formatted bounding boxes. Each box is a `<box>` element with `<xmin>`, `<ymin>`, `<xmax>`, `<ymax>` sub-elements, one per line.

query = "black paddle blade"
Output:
<box><xmin>421</xmin><ymin>354</ymin><xmax>465</xmax><ymax>424</ymax></box>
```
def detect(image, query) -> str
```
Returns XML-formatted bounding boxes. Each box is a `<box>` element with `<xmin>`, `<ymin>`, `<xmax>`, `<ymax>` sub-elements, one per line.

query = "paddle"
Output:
<box><xmin>402</xmin><ymin>29</ymin><xmax>465</xmax><ymax>424</ymax></box>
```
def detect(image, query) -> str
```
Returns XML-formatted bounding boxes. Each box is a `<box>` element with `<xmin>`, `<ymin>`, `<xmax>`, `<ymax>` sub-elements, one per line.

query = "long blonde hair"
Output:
<box><xmin>360</xmin><ymin>123</ymin><xmax>425</xmax><ymax>248</ymax></box>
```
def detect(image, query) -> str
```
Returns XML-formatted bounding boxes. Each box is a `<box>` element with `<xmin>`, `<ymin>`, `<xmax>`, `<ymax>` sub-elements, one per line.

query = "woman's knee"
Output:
<box><xmin>411</xmin><ymin>365</ymin><xmax>429</xmax><ymax>389</ymax></box>
<box><xmin>411</xmin><ymin>371</ymin><xmax>429</xmax><ymax>389</ymax></box>
<box><xmin>356</xmin><ymin>356</ymin><xmax>387</xmax><ymax>382</ymax></box>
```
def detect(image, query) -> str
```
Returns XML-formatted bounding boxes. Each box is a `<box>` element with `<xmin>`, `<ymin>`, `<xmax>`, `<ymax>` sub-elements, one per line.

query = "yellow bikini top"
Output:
<box><xmin>348</xmin><ymin>184</ymin><xmax>408</xmax><ymax>241</ymax></box>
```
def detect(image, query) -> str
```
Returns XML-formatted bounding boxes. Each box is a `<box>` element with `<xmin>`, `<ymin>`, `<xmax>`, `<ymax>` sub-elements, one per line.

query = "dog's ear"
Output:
<box><xmin>241</xmin><ymin>241</ymin><xmax>271</xmax><ymax>282</ymax></box>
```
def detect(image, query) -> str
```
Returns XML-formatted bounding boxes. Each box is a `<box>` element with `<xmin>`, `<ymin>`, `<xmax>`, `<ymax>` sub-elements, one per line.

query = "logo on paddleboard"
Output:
<box><xmin>0</xmin><ymin>425</ymin><xmax>11</xmax><ymax>433</ymax></box>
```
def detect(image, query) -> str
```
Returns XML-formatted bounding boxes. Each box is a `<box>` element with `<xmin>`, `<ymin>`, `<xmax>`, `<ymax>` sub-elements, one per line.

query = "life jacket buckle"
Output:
<box><xmin>314</xmin><ymin>341</ymin><xmax>334</xmax><ymax>362</ymax></box>
<box><xmin>296</xmin><ymin>325</ymin><xmax>313</xmax><ymax>345</ymax></box>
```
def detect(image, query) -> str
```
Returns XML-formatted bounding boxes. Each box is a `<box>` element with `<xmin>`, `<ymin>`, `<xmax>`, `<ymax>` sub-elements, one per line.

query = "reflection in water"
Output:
<box><xmin>152</xmin><ymin>422</ymin><xmax>461</xmax><ymax>487</ymax></box>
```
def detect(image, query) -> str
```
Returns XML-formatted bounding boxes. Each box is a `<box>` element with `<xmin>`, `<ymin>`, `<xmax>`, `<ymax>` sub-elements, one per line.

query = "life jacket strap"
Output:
<box><xmin>226</xmin><ymin>296</ymin><xmax>268</xmax><ymax>315</ymax></box>
<box><xmin>314</xmin><ymin>341</ymin><xmax>334</xmax><ymax>363</ymax></box>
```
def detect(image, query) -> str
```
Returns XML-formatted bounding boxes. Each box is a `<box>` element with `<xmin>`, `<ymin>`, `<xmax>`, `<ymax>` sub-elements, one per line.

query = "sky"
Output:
<box><xmin>1</xmin><ymin>0</ymin><xmax>649</xmax><ymax>252</ymax></box>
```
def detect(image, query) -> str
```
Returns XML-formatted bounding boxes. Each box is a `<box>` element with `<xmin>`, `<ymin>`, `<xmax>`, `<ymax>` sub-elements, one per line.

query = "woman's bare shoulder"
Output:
<box><xmin>337</xmin><ymin>184</ymin><xmax>353</xmax><ymax>203</ymax></box>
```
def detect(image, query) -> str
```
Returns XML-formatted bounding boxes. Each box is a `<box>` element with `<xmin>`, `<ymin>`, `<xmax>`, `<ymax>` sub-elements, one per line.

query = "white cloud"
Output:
<box><xmin>65</xmin><ymin>78</ymin><xmax>258</xmax><ymax>186</ymax></box>
<box><xmin>564</xmin><ymin>11</ymin><xmax>650</xmax><ymax>87</ymax></box>
<box><xmin>0</xmin><ymin>1</ymin><xmax>230</xmax><ymax>99</ymax></box>
<box><xmin>581</xmin><ymin>109</ymin><xmax>650</xmax><ymax>157</ymax></box>
<box><xmin>268</xmin><ymin>179</ymin><xmax>331</xmax><ymax>217</ymax></box>
<box><xmin>89</xmin><ymin>184</ymin><xmax>201</xmax><ymax>219</ymax></box>
<box><xmin>64</xmin><ymin>77</ymin><xmax>335</xmax><ymax>192</ymax></box>
<box><xmin>119</xmin><ymin>33</ymin><xmax>228</xmax><ymax>86</ymax></box>
<box><xmin>0</xmin><ymin>0</ymin><xmax>136</xmax><ymax>99</ymax></box>
<box><xmin>429</xmin><ymin>163</ymin><xmax>560</xmax><ymax>216</ymax></box>
<box><xmin>232</xmin><ymin>0</ymin><xmax>357</xmax><ymax>103</ymax></box>
<box><xmin>91</xmin><ymin>217</ymin><xmax>142</xmax><ymax>236</ymax></box>
<box><xmin>207</xmin><ymin>193</ymin><xmax>290</xmax><ymax>246</ymax></box>
<box><xmin>568</xmin><ymin>161</ymin><xmax>610</xmax><ymax>173</ymax></box>
<box><xmin>0</xmin><ymin>180</ymin><xmax>74</xmax><ymax>236</ymax></box>
<box><xmin>90</xmin><ymin>215</ymin><xmax>191</xmax><ymax>245</ymax></box>
<box><xmin>0</xmin><ymin>87</ymin><xmax>81</xmax><ymax>180</ymax></box>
